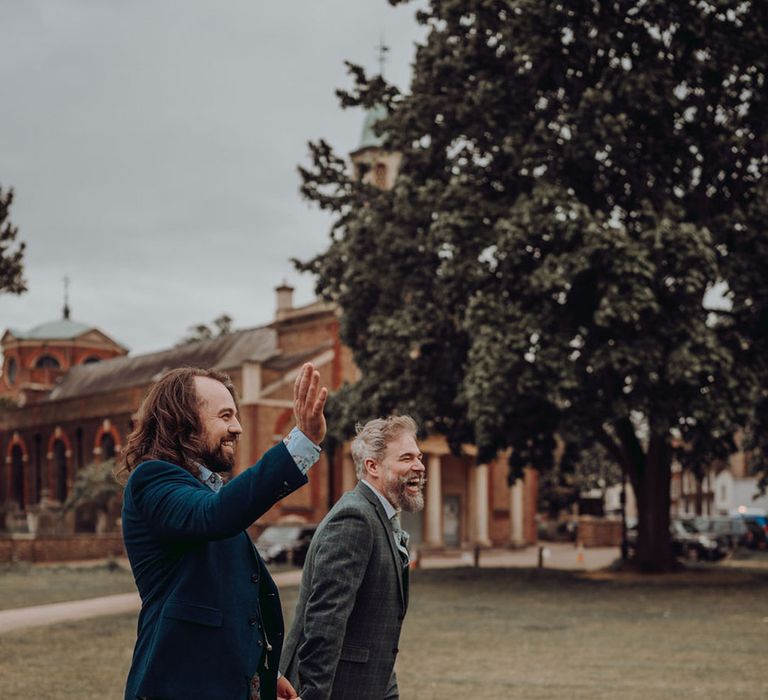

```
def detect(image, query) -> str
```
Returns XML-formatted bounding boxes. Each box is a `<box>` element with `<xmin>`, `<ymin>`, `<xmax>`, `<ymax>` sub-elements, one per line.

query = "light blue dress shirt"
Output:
<box><xmin>198</xmin><ymin>427</ymin><xmax>321</xmax><ymax>492</ymax></box>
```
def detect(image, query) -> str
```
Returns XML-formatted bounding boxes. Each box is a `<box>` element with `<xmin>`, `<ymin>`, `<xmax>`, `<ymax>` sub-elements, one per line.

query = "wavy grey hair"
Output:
<box><xmin>351</xmin><ymin>415</ymin><xmax>418</xmax><ymax>480</ymax></box>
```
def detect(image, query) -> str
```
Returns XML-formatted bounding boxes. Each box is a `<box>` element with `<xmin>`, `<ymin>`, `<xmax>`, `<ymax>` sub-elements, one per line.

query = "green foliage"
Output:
<box><xmin>61</xmin><ymin>459</ymin><xmax>123</xmax><ymax>514</ymax></box>
<box><xmin>177</xmin><ymin>313</ymin><xmax>234</xmax><ymax>345</ymax></box>
<box><xmin>299</xmin><ymin>1</ymin><xmax>768</xmax><ymax>569</ymax></box>
<box><xmin>0</xmin><ymin>187</ymin><xmax>26</xmax><ymax>295</ymax></box>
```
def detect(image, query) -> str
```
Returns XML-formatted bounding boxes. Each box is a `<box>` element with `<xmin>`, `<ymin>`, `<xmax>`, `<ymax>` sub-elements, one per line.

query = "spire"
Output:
<box><xmin>375</xmin><ymin>35</ymin><xmax>389</xmax><ymax>78</ymax></box>
<box><xmin>63</xmin><ymin>275</ymin><xmax>71</xmax><ymax>320</ymax></box>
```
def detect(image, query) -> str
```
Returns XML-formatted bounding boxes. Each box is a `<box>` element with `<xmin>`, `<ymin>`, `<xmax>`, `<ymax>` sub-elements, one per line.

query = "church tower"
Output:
<box><xmin>349</xmin><ymin>104</ymin><xmax>402</xmax><ymax>190</ymax></box>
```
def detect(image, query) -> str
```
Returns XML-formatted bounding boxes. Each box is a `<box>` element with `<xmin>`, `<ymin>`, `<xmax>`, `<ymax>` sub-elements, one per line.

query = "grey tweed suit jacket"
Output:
<box><xmin>280</xmin><ymin>481</ymin><xmax>407</xmax><ymax>700</ymax></box>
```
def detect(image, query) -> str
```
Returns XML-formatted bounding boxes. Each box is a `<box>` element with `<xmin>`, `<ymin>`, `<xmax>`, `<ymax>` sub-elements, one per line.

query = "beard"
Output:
<box><xmin>198</xmin><ymin>435</ymin><xmax>236</xmax><ymax>473</ymax></box>
<box><xmin>383</xmin><ymin>470</ymin><xmax>426</xmax><ymax>512</ymax></box>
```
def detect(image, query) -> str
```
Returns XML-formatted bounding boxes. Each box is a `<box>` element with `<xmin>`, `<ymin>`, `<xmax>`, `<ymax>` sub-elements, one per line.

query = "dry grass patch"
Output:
<box><xmin>1</xmin><ymin>567</ymin><xmax>766</xmax><ymax>699</ymax></box>
<box><xmin>0</xmin><ymin>562</ymin><xmax>136</xmax><ymax>610</ymax></box>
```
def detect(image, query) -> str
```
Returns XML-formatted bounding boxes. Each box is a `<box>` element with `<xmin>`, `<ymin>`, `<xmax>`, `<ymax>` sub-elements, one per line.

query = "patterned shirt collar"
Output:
<box><xmin>197</xmin><ymin>464</ymin><xmax>224</xmax><ymax>493</ymax></box>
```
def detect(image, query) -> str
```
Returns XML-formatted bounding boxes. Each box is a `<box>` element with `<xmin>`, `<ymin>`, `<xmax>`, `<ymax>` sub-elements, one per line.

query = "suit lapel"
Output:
<box><xmin>356</xmin><ymin>482</ymin><xmax>406</xmax><ymax>611</ymax></box>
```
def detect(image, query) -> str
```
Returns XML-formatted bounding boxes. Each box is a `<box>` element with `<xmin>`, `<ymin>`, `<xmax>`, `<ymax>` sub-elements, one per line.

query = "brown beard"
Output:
<box><xmin>199</xmin><ymin>438</ymin><xmax>236</xmax><ymax>473</ymax></box>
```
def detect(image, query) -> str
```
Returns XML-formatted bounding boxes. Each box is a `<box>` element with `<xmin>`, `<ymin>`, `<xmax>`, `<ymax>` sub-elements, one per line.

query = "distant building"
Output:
<box><xmin>713</xmin><ymin>472</ymin><xmax>768</xmax><ymax>515</ymax></box>
<box><xmin>0</xmin><ymin>108</ymin><xmax>538</xmax><ymax>557</ymax></box>
<box><xmin>1</xmin><ymin>307</ymin><xmax>127</xmax><ymax>405</ymax></box>
<box><xmin>0</xmin><ymin>288</ymin><xmax>536</xmax><ymax>550</ymax></box>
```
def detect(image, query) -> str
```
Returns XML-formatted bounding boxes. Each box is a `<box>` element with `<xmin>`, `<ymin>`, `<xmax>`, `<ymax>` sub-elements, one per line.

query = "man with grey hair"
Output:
<box><xmin>280</xmin><ymin>415</ymin><xmax>426</xmax><ymax>700</ymax></box>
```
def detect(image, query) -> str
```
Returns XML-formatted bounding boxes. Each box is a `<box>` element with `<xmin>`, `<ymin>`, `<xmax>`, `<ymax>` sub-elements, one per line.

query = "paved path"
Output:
<box><xmin>0</xmin><ymin>568</ymin><xmax>303</xmax><ymax>635</ymax></box>
<box><xmin>418</xmin><ymin>542</ymin><xmax>620</xmax><ymax>571</ymax></box>
<box><xmin>0</xmin><ymin>544</ymin><xmax>624</xmax><ymax>635</ymax></box>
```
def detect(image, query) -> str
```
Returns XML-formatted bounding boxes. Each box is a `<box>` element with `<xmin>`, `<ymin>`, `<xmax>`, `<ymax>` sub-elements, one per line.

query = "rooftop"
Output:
<box><xmin>8</xmin><ymin>318</ymin><xmax>95</xmax><ymax>341</ymax></box>
<box><xmin>48</xmin><ymin>326</ymin><xmax>280</xmax><ymax>401</ymax></box>
<box><xmin>356</xmin><ymin>104</ymin><xmax>388</xmax><ymax>151</ymax></box>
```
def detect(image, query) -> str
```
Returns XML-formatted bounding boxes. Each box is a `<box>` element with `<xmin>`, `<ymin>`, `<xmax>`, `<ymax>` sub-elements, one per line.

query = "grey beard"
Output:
<box><xmin>391</xmin><ymin>474</ymin><xmax>426</xmax><ymax>512</ymax></box>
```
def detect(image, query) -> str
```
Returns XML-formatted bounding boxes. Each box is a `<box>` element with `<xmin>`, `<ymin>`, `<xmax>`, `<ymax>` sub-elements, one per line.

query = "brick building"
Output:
<box><xmin>0</xmin><ymin>109</ymin><xmax>537</xmax><ymax>560</ymax></box>
<box><xmin>0</xmin><ymin>289</ymin><xmax>537</xmax><ymax>554</ymax></box>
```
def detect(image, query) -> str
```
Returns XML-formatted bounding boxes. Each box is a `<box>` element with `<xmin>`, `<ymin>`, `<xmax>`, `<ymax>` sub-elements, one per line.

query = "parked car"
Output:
<box><xmin>693</xmin><ymin>516</ymin><xmax>748</xmax><ymax>550</ymax></box>
<box><xmin>254</xmin><ymin>523</ymin><xmax>317</xmax><ymax>566</ymax></box>
<box><xmin>670</xmin><ymin>519</ymin><xmax>727</xmax><ymax>561</ymax></box>
<box><xmin>625</xmin><ymin>519</ymin><xmax>726</xmax><ymax>561</ymax></box>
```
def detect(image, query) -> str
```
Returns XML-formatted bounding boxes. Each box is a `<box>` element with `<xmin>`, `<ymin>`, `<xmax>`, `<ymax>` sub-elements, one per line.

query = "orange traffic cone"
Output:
<box><xmin>576</xmin><ymin>541</ymin><xmax>585</xmax><ymax>565</ymax></box>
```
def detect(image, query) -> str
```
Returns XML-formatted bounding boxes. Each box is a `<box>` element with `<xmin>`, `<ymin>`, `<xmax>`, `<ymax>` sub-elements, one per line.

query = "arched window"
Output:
<box><xmin>53</xmin><ymin>440</ymin><xmax>68</xmax><ymax>502</ymax></box>
<box><xmin>11</xmin><ymin>445</ymin><xmax>24</xmax><ymax>507</ymax></box>
<box><xmin>373</xmin><ymin>162</ymin><xmax>387</xmax><ymax>189</ymax></box>
<box><xmin>35</xmin><ymin>355</ymin><xmax>61</xmax><ymax>369</ymax></box>
<box><xmin>100</xmin><ymin>433</ymin><xmax>116</xmax><ymax>460</ymax></box>
<box><xmin>354</xmin><ymin>161</ymin><xmax>370</xmax><ymax>182</ymax></box>
<box><xmin>6</xmin><ymin>357</ymin><xmax>18</xmax><ymax>385</ymax></box>
<box><xmin>76</xmin><ymin>427</ymin><xmax>84</xmax><ymax>469</ymax></box>
<box><xmin>33</xmin><ymin>434</ymin><xmax>43</xmax><ymax>505</ymax></box>
<box><xmin>82</xmin><ymin>356</ymin><xmax>101</xmax><ymax>365</ymax></box>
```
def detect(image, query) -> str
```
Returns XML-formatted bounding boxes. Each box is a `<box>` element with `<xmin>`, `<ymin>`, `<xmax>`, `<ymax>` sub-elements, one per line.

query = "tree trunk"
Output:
<box><xmin>632</xmin><ymin>441</ymin><xmax>675</xmax><ymax>572</ymax></box>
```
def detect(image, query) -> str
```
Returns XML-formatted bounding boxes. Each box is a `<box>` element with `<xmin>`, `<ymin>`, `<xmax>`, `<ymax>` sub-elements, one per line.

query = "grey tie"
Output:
<box><xmin>390</xmin><ymin>514</ymin><xmax>410</xmax><ymax>567</ymax></box>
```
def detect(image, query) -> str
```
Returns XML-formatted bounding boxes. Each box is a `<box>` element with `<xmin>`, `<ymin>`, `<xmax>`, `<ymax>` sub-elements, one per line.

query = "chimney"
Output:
<box><xmin>275</xmin><ymin>282</ymin><xmax>294</xmax><ymax>320</ymax></box>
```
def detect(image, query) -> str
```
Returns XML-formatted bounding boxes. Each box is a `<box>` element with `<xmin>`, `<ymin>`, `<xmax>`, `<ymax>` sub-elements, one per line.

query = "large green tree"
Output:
<box><xmin>0</xmin><ymin>187</ymin><xmax>26</xmax><ymax>294</ymax></box>
<box><xmin>299</xmin><ymin>0</ymin><xmax>768</xmax><ymax>571</ymax></box>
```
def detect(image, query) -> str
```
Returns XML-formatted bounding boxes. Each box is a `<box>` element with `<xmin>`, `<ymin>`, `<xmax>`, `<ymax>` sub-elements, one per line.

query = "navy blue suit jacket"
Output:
<box><xmin>122</xmin><ymin>442</ymin><xmax>307</xmax><ymax>700</ymax></box>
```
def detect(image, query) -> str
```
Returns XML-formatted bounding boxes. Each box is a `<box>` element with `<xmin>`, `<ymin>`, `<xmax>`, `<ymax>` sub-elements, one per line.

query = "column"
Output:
<box><xmin>509</xmin><ymin>478</ymin><xmax>524</xmax><ymax>546</ymax></box>
<box><xmin>474</xmin><ymin>463</ymin><xmax>491</xmax><ymax>546</ymax></box>
<box><xmin>425</xmin><ymin>454</ymin><xmax>443</xmax><ymax>546</ymax></box>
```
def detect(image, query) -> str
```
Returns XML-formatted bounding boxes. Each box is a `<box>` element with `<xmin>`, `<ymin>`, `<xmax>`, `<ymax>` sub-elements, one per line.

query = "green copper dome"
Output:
<box><xmin>357</xmin><ymin>104</ymin><xmax>388</xmax><ymax>150</ymax></box>
<box><xmin>12</xmin><ymin>318</ymin><xmax>93</xmax><ymax>340</ymax></box>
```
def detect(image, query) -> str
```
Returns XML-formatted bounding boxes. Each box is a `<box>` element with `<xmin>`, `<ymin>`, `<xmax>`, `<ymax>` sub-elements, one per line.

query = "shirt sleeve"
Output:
<box><xmin>283</xmin><ymin>427</ymin><xmax>322</xmax><ymax>475</ymax></box>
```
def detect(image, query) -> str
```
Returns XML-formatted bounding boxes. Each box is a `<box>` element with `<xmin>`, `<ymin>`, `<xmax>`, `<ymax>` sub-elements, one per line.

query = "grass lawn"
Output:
<box><xmin>1</xmin><ymin>567</ymin><xmax>766</xmax><ymax>699</ymax></box>
<box><xmin>0</xmin><ymin>562</ymin><xmax>136</xmax><ymax>610</ymax></box>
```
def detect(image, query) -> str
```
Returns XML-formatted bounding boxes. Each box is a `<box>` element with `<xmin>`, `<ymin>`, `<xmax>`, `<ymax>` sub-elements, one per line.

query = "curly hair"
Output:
<box><xmin>116</xmin><ymin>367</ymin><xmax>238</xmax><ymax>482</ymax></box>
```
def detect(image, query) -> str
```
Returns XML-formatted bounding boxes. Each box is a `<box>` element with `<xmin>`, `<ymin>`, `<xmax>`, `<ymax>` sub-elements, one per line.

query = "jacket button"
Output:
<box><xmin>257</xmin><ymin>639</ymin><xmax>263</xmax><ymax>646</ymax></box>
<box><xmin>251</xmin><ymin>573</ymin><xmax>259</xmax><ymax>583</ymax></box>
<box><xmin>249</xmin><ymin>617</ymin><xmax>258</xmax><ymax>626</ymax></box>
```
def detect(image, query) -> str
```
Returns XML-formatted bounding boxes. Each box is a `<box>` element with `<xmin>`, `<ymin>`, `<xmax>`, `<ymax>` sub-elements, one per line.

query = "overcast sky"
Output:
<box><xmin>0</xmin><ymin>0</ymin><xmax>427</xmax><ymax>355</ymax></box>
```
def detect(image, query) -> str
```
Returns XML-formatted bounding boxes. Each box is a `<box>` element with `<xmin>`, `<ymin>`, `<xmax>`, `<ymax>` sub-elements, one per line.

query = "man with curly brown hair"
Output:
<box><xmin>120</xmin><ymin>363</ymin><xmax>327</xmax><ymax>700</ymax></box>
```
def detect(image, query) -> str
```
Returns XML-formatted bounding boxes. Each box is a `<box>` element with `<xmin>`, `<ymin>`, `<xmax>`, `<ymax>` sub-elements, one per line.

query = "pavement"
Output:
<box><xmin>0</xmin><ymin>544</ymin><xmax>614</xmax><ymax>635</ymax></box>
<box><xmin>0</xmin><ymin>568</ymin><xmax>304</xmax><ymax>635</ymax></box>
<box><xmin>7</xmin><ymin>542</ymin><xmax>767</xmax><ymax>635</ymax></box>
<box><xmin>417</xmin><ymin>542</ymin><xmax>620</xmax><ymax>571</ymax></box>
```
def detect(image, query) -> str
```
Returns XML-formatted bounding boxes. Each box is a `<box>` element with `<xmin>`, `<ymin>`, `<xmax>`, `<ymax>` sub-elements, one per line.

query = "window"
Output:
<box><xmin>35</xmin><ymin>355</ymin><xmax>61</xmax><ymax>369</ymax></box>
<box><xmin>6</xmin><ymin>357</ymin><xmax>17</xmax><ymax>385</ymax></box>
<box><xmin>76</xmin><ymin>427</ymin><xmax>84</xmax><ymax>469</ymax></box>
<box><xmin>53</xmin><ymin>440</ymin><xmax>68</xmax><ymax>502</ymax></box>
<box><xmin>373</xmin><ymin>162</ymin><xmax>387</xmax><ymax>188</ymax></box>
<box><xmin>11</xmin><ymin>445</ymin><xmax>24</xmax><ymax>507</ymax></box>
<box><xmin>100</xmin><ymin>433</ymin><xmax>116</xmax><ymax>460</ymax></box>
<box><xmin>33</xmin><ymin>434</ymin><xmax>42</xmax><ymax>504</ymax></box>
<box><xmin>82</xmin><ymin>356</ymin><xmax>101</xmax><ymax>364</ymax></box>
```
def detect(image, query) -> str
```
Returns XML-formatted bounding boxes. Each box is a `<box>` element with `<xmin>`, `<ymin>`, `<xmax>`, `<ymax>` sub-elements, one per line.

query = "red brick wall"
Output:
<box><xmin>0</xmin><ymin>534</ymin><xmax>126</xmax><ymax>563</ymax></box>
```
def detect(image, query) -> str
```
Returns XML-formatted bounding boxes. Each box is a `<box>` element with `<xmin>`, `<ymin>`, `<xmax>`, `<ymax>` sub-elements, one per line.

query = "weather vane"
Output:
<box><xmin>375</xmin><ymin>35</ymin><xmax>390</xmax><ymax>77</ymax></box>
<box><xmin>63</xmin><ymin>275</ymin><xmax>71</xmax><ymax>320</ymax></box>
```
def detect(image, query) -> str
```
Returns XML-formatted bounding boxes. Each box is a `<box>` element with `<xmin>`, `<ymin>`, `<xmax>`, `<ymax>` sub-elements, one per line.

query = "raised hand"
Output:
<box><xmin>293</xmin><ymin>363</ymin><xmax>328</xmax><ymax>445</ymax></box>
